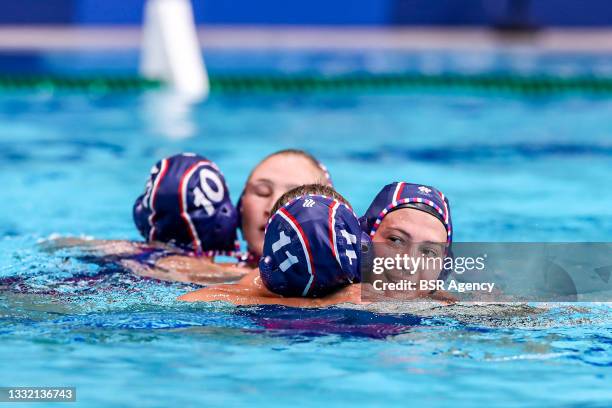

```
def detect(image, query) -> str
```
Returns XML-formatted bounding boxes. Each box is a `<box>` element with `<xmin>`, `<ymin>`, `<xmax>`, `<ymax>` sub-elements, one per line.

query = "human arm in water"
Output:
<box><xmin>178</xmin><ymin>269</ymin><xmax>367</xmax><ymax>307</ymax></box>
<box><xmin>178</xmin><ymin>270</ymin><xmax>456</xmax><ymax>306</ymax></box>
<box><xmin>40</xmin><ymin>237</ymin><xmax>250</xmax><ymax>284</ymax></box>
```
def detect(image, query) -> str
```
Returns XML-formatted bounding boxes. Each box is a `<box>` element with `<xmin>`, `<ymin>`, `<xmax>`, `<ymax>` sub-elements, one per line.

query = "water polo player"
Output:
<box><xmin>179</xmin><ymin>184</ymin><xmax>367</xmax><ymax>306</ymax></box>
<box><xmin>359</xmin><ymin>182</ymin><xmax>454</xmax><ymax>300</ymax></box>
<box><xmin>133</xmin><ymin>153</ymin><xmax>239</xmax><ymax>256</ymax></box>
<box><xmin>237</xmin><ymin>149</ymin><xmax>333</xmax><ymax>267</ymax></box>
<box><xmin>44</xmin><ymin>153</ymin><xmax>247</xmax><ymax>284</ymax></box>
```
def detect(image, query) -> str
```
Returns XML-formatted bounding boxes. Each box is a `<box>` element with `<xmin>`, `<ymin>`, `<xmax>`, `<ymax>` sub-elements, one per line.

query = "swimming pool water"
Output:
<box><xmin>0</xmin><ymin>50</ymin><xmax>611</xmax><ymax>407</ymax></box>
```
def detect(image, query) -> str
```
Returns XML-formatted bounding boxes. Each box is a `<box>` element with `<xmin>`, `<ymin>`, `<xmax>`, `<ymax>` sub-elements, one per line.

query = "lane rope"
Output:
<box><xmin>0</xmin><ymin>74</ymin><xmax>611</xmax><ymax>94</ymax></box>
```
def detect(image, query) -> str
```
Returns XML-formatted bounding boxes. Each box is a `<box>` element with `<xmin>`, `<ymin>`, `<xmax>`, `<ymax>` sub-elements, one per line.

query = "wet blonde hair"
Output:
<box><xmin>270</xmin><ymin>184</ymin><xmax>349</xmax><ymax>216</ymax></box>
<box><xmin>248</xmin><ymin>149</ymin><xmax>332</xmax><ymax>186</ymax></box>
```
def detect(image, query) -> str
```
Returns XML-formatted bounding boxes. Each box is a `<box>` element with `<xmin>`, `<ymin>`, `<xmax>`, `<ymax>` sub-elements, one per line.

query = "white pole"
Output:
<box><xmin>141</xmin><ymin>0</ymin><xmax>209</xmax><ymax>101</ymax></box>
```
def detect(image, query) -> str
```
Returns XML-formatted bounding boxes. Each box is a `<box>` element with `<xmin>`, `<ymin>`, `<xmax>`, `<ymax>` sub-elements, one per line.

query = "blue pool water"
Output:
<box><xmin>1</xmin><ymin>50</ymin><xmax>611</xmax><ymax>407</ymax></box>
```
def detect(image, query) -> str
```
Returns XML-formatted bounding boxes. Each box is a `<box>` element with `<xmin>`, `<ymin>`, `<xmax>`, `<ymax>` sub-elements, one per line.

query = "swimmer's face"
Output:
<box><xmin>241</xmin><ymin>154</ymin><xmax>326</xmax><ymax>258</ymax></box>
<box><xmin>373</xmin><ymin>208</ymin><xmax>447</xmax><ymax>288</ymax></box>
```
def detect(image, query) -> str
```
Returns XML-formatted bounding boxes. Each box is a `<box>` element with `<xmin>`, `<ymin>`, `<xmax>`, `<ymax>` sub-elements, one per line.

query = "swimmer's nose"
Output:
<box><xmin>263</xmin><ymin>198</ymin><xmax>275</xmax><ymax>219</ymax></box>
<box><xmin>407</xmin><ymin>244</ymin><xmax>420</xmax><ymax>262</ymax></box>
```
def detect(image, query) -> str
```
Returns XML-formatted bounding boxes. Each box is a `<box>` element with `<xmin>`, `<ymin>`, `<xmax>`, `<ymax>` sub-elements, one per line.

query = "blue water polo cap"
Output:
<box><xmin>133</xmin><ymin>153</ymin><xmax>239</xmax><ymax>255</ymax></box>
<box><xmin>259</xmin><ymin>195</ymin><xmax>366</xmax><ymax>297</ymax></box>
<box><xmin>360</xmin><ymin>182</ymin><xmax>453</xmax><ymax>244</ymax></box>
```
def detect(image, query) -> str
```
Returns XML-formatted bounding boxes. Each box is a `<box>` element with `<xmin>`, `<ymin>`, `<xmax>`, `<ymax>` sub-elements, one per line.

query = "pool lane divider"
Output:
<box><xmin>0</xmin><ymin>76</ymin><xmax>162</xmax><ymax>92</ymax></box>
<box><xmin>1</xmin><ymin>74</ymin><xmax>612</xmax><ymax>94</ymax></box>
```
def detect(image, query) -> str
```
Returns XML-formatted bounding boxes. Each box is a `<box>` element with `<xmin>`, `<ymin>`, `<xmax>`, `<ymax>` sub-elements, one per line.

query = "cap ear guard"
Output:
<box><xmin>133</xmin><ymin>159</ymin><xmax>166</xmax><ymax>242</ymax></box>
<box><xmin>358</xmin><ymin>230</ymin><xmax>373</xmax><ymax>282</ymax></box>
<box><xmin>133</xmin><ymin>193</ymin><xmax>152</xmax><ymax>239</ymax></box>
